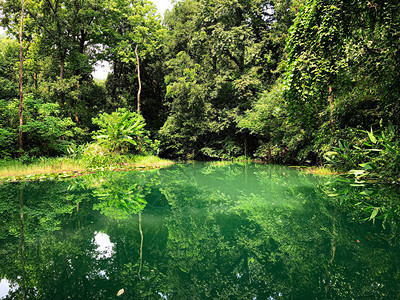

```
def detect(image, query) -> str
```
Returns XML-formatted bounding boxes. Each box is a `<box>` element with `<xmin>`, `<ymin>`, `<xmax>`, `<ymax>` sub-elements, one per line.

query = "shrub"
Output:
<box><xmin>325</xmin><ymin>124</ymin><xmax>400</xmax><ymax>182</ymax></box>
<box><xmin>91</xmin><ymin>108</ymin><xmax>159</xmax><ymax>155</ymax></box>
<box><xmin>0</xmin><ymin>95</ymin><xmax>82</xmax><ymax>157</ymax></box>
<box><xmin>80</xmin><ymin>143</ymin><xmax>114</xmax><ymax>167</ymax></box>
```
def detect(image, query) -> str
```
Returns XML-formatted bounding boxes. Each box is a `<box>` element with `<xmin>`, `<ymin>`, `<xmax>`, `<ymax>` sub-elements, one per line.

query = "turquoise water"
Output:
<box><xmin>0</xmin><ymin>162</ymin><xmax>399</xmax><ymax>299</ymax></box>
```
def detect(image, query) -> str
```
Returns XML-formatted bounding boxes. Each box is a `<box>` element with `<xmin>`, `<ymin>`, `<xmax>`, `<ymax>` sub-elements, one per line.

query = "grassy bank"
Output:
<box><xmin>0</xmin><ymin>155</ymin><xmax>174</xmax><ymax>182</ymax></box>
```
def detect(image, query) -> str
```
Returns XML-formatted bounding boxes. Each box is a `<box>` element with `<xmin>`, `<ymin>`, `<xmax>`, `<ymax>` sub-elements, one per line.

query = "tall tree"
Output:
<box><xmin>18</xmin><ymin>0</ymin><xmax>24</xmax><ymax>151</ymax></box>
<box><xmin>160</xmin><ymin>0</ymin><xmax>294</xmax><ymax>159</ymax></box>
<box><xmin>102</xmin><ymin>0</ymin><xmax>164</xmax><ymax>112</ymax></box>
<box><xmin>135</xmin><ymin>44</ymin><xmax>141</xmax><ymax>113</ymax></box>
<box><xmin>28</xmin><ymin>0</ymin><xmax>104</xmax><ymax>108</ymax></box>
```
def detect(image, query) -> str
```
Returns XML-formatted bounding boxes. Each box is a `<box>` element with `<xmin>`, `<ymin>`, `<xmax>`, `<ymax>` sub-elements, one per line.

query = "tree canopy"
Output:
<box><xmin>0</xmin><ymin>0</ymin><xmax>398</xmax><ymax>178</ymax></box>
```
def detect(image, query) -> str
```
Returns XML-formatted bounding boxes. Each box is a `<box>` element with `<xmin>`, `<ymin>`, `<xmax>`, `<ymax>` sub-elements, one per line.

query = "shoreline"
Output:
<box><xmin>0</xmin><ymin>157</ymin><xmax>343</xmax><ymax>183</ymax></box>
<box><xmin>0</xmin><ymin>156</ymin><xmax>175</xmax><ymax>182</ymax></box>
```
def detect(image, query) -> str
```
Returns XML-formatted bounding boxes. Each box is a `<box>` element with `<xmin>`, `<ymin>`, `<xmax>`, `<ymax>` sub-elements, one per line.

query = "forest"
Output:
<box><xmin>1</xmin><ymin>1</ymin><xmax>400</xmax><ymax>297</ymax></box>
<box><xmin>0</xmin><ymin>0</ymin><xmax>399</xmax><ymax>181</ymax></box>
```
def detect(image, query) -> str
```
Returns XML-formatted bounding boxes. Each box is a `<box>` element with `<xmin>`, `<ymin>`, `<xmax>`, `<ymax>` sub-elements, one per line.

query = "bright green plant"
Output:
<box><xmin>358</xmin><ymin>126</ymin><xmax>400</xmax><ymax>182</ymax></box>
<box><xmin>325</xmin><ymin>125</ymin><xmax>400</xmax><ymax>182</ymax></box>
<box><xmin>91</xmin><ymin>108</ymin><xmax>158</xmax><ymax>155</ymax></box>
<box><xmin>66</xmin><ymin>142</ymin><xmax>86</xmax><ymax>159</ymax></box>
<box><xmin>80</xmin><ymin>143</ymin><xmax>114</xmax><ymax>168</ymax></box>
<box><xmin>324</xmin><ymin>140</ymin><xmax>360</xmax><ymax>171</ymax></box>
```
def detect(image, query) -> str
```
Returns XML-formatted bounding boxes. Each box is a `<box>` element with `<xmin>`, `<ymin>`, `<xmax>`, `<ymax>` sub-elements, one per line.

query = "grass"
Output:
<box><xmin>0</xmin><ymin>157</ymin><xmax>85</xmax><ymax>178</ymax></box>
<box><xmin>125</xmin><ymin>155</ymin><xmax>174</xmax><ymax>168</ymax></box>
<box><xmin>0</xmin><ymin>155</ymin><xmax>174</xmax><ymax>181</ymax></box>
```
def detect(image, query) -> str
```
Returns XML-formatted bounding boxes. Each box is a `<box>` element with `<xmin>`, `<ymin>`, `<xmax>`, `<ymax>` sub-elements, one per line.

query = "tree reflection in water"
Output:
<box><xmin>0</xmin><ymin>163</ymin><xmax>399</xmax><ymax>299</ymax></box>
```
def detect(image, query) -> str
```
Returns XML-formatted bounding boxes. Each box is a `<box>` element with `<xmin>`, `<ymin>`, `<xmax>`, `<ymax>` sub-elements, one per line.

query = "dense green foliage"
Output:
<box><xmin>0</xmin><ymin>0</ymin><xmax>399</xmax><ymax>180</ymax></box>
<box><xmin>325</xmin><ymin>125</ymin><xmax>400</xmax><ymax>182</ymax></box>
<box><xmin>160</xmin><ymin>0</ymin><xmax>296</xmax><ymax>159</ymax></box>
<box><xmin>91</xmin><ymin>108</ymin><xmax>157</xmax><ymax>155</ymax></box>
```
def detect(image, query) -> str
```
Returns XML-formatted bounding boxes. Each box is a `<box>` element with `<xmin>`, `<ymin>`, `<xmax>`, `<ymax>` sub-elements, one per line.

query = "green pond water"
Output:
<box><xmin>0</xmin><ymin>162</ymin><xmax>399</xmax><ymax>299</ymax></box>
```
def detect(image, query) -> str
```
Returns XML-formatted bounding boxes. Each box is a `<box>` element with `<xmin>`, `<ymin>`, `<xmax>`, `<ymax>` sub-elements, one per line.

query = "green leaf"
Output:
<box><xmin>367</xmin><ymin>128</ymin><xmax>377</xmax><ymax>144</ymax></box>
<box><xmin>369</xmin><ymin>207</ymin><xmax>379</xmax><ymax>223</ymax></box>
<box><xmin>348</xmin><ymin>169</ymin><xmax>367</xmax><ymax>176</ymax></box>
<box><xmin>325</xmin><ymin>151</ymin><xmax>339</xmax><ymax>157</ymax></box>
<box><xmin>359</xmin><ymin>163</ymin><xmax>374</xmax><ymax>170</ymax></box>
<box><xmin>359</xmin><ymin>190</ymin><xmax>374</xmax><ymax>196</ymax></box>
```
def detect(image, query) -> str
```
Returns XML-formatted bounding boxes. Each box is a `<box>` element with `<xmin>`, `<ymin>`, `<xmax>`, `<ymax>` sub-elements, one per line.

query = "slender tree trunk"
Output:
<box><xmin>135</xmin><ymin>45</ymin><xmax>142</xmax><ymax>152</ymax></box>
<box><xmin>111</xmin><ymin>59</ymin><xmax>118</xmax><ymax>103</ymax></box>
<box><xmin>18</xmin><ymin>0</ymin><xmax>25</xmax><ymax>152</ymax></box>
<box><xmin>19</xmin><ymin>187</ymin><xmax>26</xmax><ymax>300</ymax></box>
<box><xmin>328</xmin><ymin>85</ymin><xmax>334</xmax><ymax>124</ymax></box>
<box><xmin>135</xmin><ymin>45</ymin><xmax>141</xmax><ymax>113</ymax></box>
<box><xmin>138</xmin><ymin>211</ymin><xmax>143</xmax><ymax>279</ymax></box>
<box><xmin>60</xmin><ymin>54</ymin><xmax>65</xmax><ymax>109</ymax></box>
<box><xmin>75</xmin><ymin>81</ymin><xmax>80</xmax><ymax>124</ymax></box>
<box><xmin>325</xmin><ymin>204</ymin><xmax>337</xmax><ymax>296</ymax></box>
<box><xmin>244</xmin><ymin>135</ymin><xmax>247</xmax><ymax>159</ymax></box>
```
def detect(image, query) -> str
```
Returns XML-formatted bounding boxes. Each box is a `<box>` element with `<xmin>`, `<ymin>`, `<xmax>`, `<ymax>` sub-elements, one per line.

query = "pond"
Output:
<box><xmin>0</xmin><ymin>162</ymin><xmax>399</xmax><ymax>299</ymax></box>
